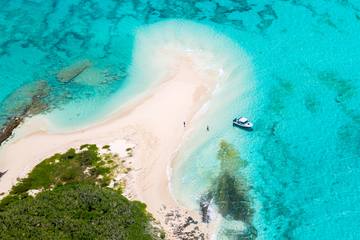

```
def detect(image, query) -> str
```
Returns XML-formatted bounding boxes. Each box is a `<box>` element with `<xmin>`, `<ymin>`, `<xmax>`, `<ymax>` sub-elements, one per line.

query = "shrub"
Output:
<box><xmin>0</xmin><ymin>183</ymin><xmax>158</xmax><ymax>240</ymax></box>
<box><xmin>0</xmin><ymin>145</ymin><xmax>163</xmax><ymax>239</ymax></box>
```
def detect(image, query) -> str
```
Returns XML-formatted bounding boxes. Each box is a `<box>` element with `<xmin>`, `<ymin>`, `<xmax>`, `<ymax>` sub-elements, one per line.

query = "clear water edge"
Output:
<box><xmin>1</xmin><ymin>1</ymin><xmax>360</xmax><ymax>239</ymax></box>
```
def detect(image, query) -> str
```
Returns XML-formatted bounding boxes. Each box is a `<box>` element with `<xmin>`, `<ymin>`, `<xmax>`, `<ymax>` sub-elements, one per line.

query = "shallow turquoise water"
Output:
<box><xmin>1</xmin><ymin>1</ymin><xmax>360</xmax><ymax>239</ymax></box>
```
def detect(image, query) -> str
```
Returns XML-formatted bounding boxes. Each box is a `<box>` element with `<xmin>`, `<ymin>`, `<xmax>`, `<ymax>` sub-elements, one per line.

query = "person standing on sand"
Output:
<box><xmin>183</xmin><ymin>121</ymin><xmax>186</xmax><ymax>128</ymax></box>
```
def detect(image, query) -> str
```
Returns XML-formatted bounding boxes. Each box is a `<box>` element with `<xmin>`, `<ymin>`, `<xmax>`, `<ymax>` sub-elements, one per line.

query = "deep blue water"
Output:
<box><xmin>1</xmin><ymin>1</ymin><xmax>360</xmax><ymax>239</ymax></box>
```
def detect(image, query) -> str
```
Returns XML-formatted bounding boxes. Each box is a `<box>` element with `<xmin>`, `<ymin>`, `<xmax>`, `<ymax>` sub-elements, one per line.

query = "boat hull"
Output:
<box><xmin>233</xmin><ymin>122</ymin><xmax>253</xmax><ymax>131</ymax></box>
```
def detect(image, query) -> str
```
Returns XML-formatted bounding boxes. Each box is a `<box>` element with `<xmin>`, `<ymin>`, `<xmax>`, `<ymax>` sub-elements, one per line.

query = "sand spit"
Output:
<box><xmin>0</xmin><ymin>55</ymin><xmax>216</xmax><ymax>238</ymax></box>
<box><xmin>0</xmin><ymin>20</ymin><xmax>250</xmax><ymax>239</ymax></box>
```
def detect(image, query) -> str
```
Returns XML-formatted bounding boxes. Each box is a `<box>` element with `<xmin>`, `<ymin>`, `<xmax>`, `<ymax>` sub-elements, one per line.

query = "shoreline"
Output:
<box><xmin>0</xmin><ymin>55</ymin><xmax>220</xmax><ymax>238</ymax></box>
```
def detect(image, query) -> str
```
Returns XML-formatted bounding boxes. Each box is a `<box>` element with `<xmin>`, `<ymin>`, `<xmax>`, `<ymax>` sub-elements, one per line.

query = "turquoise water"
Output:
<box><xmin>1</xmin><ymin>1</ymin><xmax>360</xmax><ymax>239</ymax></box>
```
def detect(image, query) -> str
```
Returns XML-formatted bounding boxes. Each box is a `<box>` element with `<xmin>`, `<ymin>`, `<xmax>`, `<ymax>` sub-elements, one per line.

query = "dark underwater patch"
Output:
<box><xmin>317</xmin><ymin>71</ymin><xmax>356</xmax><ymax>101</ymax></box>
<box><xmin>200</xmin><ymin>140</ymin><xmax>256</xmax><ymax>238</ymax></box>
<box><xmin>304</xmin><ymin>93</ymin><xmax>319</xmax><ymax>113</ymax></box>
<box><xmin>257</xmin><ymin>5</ymin><xmax>278</xmax><ymax>32</ymax></box>
<box><xmin>0</xmin><ymin>80</ymin><xmax>51</xmax><ymax>145</ymax></box>
<box><xmin>317</xmin><ymin>71</ymin><xmax>360</xmax><ymax>124</ymax></box>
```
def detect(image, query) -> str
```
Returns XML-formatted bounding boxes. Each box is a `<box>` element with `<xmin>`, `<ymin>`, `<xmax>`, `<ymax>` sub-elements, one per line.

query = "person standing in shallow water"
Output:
<box><xmin>206</xmin><ymin>125</ymin><xmax>209</xmax><ymax>131</ymax></box>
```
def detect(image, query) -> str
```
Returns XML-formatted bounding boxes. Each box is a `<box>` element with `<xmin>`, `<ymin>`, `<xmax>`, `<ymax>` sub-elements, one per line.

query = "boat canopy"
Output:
<box><xmin>238</xmin><ymin>117</ymin><xmax>248</xmax><ymax>123</ymax></box>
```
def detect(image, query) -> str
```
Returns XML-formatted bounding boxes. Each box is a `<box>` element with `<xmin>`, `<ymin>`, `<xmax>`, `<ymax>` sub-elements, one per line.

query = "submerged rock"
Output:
<box><xmin>212</xmin><ymin>171</ymin><xmax>254</xmax><ymax>223</ymax></box>
<box><xmin>210</xmin><ymin>140</ymin><xmax>254</xmax><ymax>223</ymax></box>
<box><xmin>220</xmin><ymin>221</ymin><xmax>257</xmax><ymax>240</ymax></box>
<box><xmin>1</xmin><ymin>80</ymin><xmax>50</xmax><ymax>115</ymax></box>
<box><xmin>0</xmin><ymin>117</ymin><xmax>22</xmax><ymax>146</ymax></box>
<box><xmin>199</xmin><ymin>140</ymin><xmax>256</xmax><ymax>237</ymax></box>
<box><xmin>0</xmin><ymin>170</ymin><xmax>7</xmax><ymax>178</ymax></box>
<box><xmin>199</xmin><ymin>192</ymin><xmax>212</xmax><ymax>223</ymax></box>
<box><xmin>0</xmin><ymin>80</ymin><xmax>50</xmax><ymax>145</ymax></box>
<box><xmin>57</xmin><ymin>59</ymin><xmax>91</xmax><ymax>83</ymax></box>
<box><xmin>161</xmin><ymin>208</ymin><xmax>206</xmax><ymax>240</ymax></box>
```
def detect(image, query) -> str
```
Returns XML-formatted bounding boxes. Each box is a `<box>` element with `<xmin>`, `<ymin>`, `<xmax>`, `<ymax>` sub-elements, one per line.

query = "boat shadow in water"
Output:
<box><xmin>233</xmin><ymin>125</ymin><xmax>254</xmax><ymax>132</ymax></box>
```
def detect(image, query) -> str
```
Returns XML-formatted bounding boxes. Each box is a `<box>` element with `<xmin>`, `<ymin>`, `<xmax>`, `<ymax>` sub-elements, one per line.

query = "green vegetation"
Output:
<box><xmin>102</xmin><ymin>145</ymin><xmax>110</xmax><ymax>150</ymax></box>
<box><xmin>0</xmin><ymin>145</ymin><xmax>163</xmax><ymax>239</ymax></box>
<box><xmin>1</xmin><ymin>144</ymin><xmax>114</xmax><ymax>208</ymax></box>
<box><xmin>211</xmin><ymin>140</ymin><xmax>254</xmax><ymax>223</ymax></box>
<box><xmin>0</xmin><ymin>184</ymin><xmax>157</xmax><ymax>240</ymax></box>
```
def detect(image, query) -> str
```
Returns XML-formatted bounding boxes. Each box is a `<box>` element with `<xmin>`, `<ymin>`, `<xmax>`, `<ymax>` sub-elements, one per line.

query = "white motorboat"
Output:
<box><xmin>233</xmin><ymin>117</ymin><xmax>253</xmax><ymax>130</ymax></box>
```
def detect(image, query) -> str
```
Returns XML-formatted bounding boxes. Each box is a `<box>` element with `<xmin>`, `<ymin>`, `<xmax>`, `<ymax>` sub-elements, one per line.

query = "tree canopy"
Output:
<box><xmin>0</xmin><ymin>183</ymin><xmax>157</xmax><ymax>240</ymax></box>
<box><xmin>0</xmin><ymin>145</ymin><xmax>163</xmax><ymax>240</ymax></box>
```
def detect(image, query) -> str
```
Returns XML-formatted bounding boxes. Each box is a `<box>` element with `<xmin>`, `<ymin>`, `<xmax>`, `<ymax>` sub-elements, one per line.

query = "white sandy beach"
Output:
<box><xmin>0</xmin><ymin>50</ymin><xmax>220</xmax><ymax>238</ymax></box>
<box><xmin>0</xmin><ymin>20</ymin><xmax>252</xmax><ymax>239</ymax></box>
